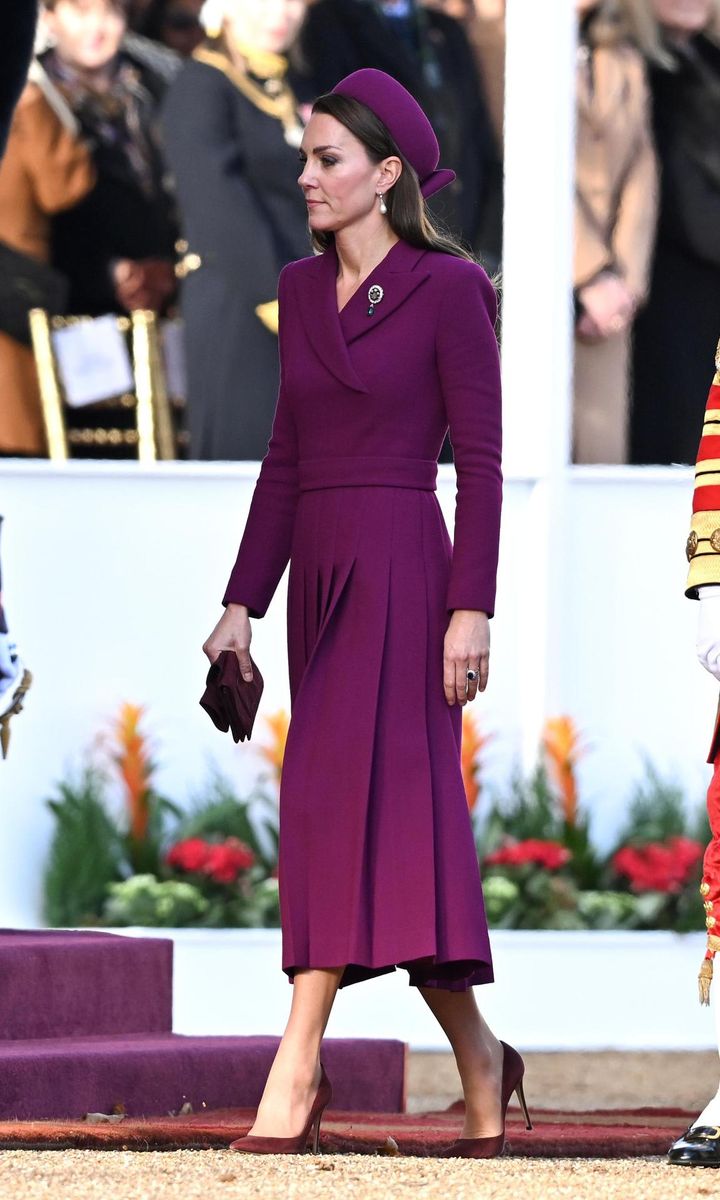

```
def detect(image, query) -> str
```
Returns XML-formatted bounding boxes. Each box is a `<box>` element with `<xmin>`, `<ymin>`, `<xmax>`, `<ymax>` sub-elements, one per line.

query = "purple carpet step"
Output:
<box><xmin>0</xmin><ymin>1034</ymin><xmax>406</xmax><ymax>1121</ymax></box>
<box><xmin>0</xmin><ymin>931</ymin><xmax>172</xmax><ymax>1040</ymax></box>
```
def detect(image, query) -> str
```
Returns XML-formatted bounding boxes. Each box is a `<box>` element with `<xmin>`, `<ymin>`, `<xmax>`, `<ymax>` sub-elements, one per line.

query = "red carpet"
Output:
<box><xmin>0</xmin><ymin>1102</ymin><xmax>693</xmax><ymax>1157</ymax></box>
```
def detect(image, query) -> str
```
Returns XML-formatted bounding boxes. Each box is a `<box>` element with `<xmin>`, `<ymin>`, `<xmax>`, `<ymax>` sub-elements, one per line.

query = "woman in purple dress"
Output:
<box><xmin>203</xmin><ymin>68</ymin><xmax>526</xmax><ymax>1159</ymax></box>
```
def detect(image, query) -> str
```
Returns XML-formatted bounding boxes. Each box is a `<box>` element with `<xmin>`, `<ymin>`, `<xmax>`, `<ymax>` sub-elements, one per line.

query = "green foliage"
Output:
<box><xmin>478</xmin><ymin>765</ymin><xmax>562</xmax><ymax>856</ymax></box>
<box><xmin>613</xmin><ymin>763</ymin><xmax>705</xmax><ymax>849</ymax></box>
<box><xmin>102</xmin><ymin>874</ymin><xmax>208</xmax><ymax>926</ymax></box>
<box><xmin>193</xmin><ymin>876</ymin><xmax>281</xmax><ymax>929</ymax></box>
<box><xmin>475</xmin><ymin>754</ymin><xmax>708</xmax><ymax>931</ymax></box>
<box><xmin>176</xmin><ymin>770</ymin><xmax>279</xmax><ymax>871</ymax></box>
<box><xmin>43</xmin><ymin>767</ymin><xmax>125</xmax><ymax>926</ymax></box>
<box><xmin>125</xmin><ymin>793</ymin><xmax>183</xmax><ymax>876</ymax></box>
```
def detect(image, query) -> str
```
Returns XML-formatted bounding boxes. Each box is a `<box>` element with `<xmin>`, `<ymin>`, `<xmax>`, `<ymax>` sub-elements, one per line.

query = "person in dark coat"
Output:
<box><xmin>38</xmin><ymin>0</ymin><xmax>178</xmax><ymax>316</ymax></box>
<box><xmin>0</xmin><ymin>0</ymin><xmax>38</xmax><ymax>157</ymax></box>
<box><xmin>629</xmin><ymin>0</ymin><xmax>720</xmax><ymax>464</ymax></box>
<box><xmin>294</xmin><ymin>0</ymin><xmax>502</xmax><ymax>264</ymax></box>
<box><xmin>161</xmin><ymin>0</ymin><xmax>311</xmax><ymax>460</ymax></box>
<box><xmin>203</xmin><ymin>69</ymin><xmax>528</xmax><ymax>1161</ymax></box>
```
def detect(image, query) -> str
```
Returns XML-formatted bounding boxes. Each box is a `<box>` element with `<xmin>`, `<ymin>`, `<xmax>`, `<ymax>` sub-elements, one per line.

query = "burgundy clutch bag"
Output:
<box><xmin>199</xmin><ymin>651</ymin><xmax>264</xmax><ymax>743</ymax></box>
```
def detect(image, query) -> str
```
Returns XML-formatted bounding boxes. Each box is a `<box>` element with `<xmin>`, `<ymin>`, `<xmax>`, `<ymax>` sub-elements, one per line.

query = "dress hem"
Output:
<box><xmin>283</xmin><ymin>955</ymin><xmax>494</xmax><ymax>992</ymax></box>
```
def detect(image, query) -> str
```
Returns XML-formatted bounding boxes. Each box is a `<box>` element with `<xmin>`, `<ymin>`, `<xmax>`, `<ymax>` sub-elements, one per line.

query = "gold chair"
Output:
<box><xmin>29</xmin><ymin>308</ymin><xmax>177</xmax><ymax>461</ymax></box>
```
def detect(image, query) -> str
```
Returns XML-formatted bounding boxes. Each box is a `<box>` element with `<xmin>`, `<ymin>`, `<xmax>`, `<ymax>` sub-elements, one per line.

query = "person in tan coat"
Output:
<box><xmin>0</xmin><ymin>81</ymin><xmax>95</xmax><ymax>456</ymax></box>
<box><xmin>573</xmin><ymin>0</ymin><xmax>658</xmax><ymax>463</ymax></box>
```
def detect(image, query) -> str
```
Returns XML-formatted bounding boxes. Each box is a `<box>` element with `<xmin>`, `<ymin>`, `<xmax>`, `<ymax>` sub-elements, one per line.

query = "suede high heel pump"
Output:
<box><xmin>438</xmin><ymin>1041</ymin><xmax>532</xmax><ymax>1159</ymax></box>
<box><xmin>229</xmin><ymin>1063</ymin><xmax>333</xmax><ymax>1155</ymax></box>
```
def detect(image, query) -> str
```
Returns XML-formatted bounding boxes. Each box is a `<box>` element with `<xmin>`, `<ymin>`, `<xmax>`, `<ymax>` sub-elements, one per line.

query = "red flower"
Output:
<box><xmin>613</xmin><ymin>837</ymin><xmax>703</xmax><ymax>894</ymax></box>
<box><xmin>485</xmin><ymin>839</ymin><xmax>571</xmax><ymax>871</ymax></box>
<box><xmin>203</xmin><ymin>838</ymin><xmax>255</xmax><ymax>884</ymax></box>
<box><xmin>166</xmin><ymin>837</ymin><xmax>211</xmax><ymax>873</ymax></box>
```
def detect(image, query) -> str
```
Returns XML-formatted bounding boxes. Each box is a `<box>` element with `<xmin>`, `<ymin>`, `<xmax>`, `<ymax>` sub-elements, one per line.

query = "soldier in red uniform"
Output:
<box><xmin>669</xmin><ymin>338</ymin><xmax>720</xmax><ymax>1167</ymax></box>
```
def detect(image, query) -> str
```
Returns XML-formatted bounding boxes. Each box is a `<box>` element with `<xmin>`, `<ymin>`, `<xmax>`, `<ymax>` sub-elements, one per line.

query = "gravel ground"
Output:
<box><xmin>407</xmin><ymin>1051</ymin><xmax>720</xmax><ymax>1113</ymax></box>
<box><xmin>0</xmin><ymin>1150</ymin><xmax>718</xmax><ymax>1200</ymax></box>
<box><xmin>4</xmin><ymin>1053</ymin><xmax>720</xmax><ymax>1199</ymax></box>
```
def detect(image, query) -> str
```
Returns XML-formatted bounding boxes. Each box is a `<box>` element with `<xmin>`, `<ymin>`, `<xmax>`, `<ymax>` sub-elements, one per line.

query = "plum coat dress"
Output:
<box><xmin>223</xmin><ymin>237</ymin><xmax>503</xmax><ymax>990</ymax></box>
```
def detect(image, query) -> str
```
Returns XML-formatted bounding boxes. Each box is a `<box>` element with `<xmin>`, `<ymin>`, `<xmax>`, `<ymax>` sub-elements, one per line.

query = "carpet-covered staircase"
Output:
<box><xmin>0</xmin><ymin>929</ymin><xmax>406</xmax><ymax>1120</ymax></box>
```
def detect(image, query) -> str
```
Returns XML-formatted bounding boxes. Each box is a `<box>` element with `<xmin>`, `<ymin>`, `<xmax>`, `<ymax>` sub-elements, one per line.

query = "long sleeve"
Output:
<box><xmin>436</xmin><ymin>263</ymin><xmax>503</xmax><ymax>616</ymax></box>
<box><xmin>222</xmin><ymin>267</ymin><xmax>299</xmax><ymax>616</ymax></box>
<box><xmin>612</xmin><ymin>59</ymin><xmax>658</xmax><ymax>302</ymax></box>
<box><xmin>686</xmin><ymin>347</ymin><xmax>720</xmax><ymax>598</ymax></box>
<box><xmin>19</xmin><ymin>88</ymin><xmax>95</xmax><ymax>218</ymax></box>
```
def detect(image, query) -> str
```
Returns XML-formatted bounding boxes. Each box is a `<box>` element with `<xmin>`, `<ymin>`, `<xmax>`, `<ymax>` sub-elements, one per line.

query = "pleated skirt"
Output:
<box><xmin>279</xmin><ymin>479</ymin><xmax>494</xmax><ymax>990</ymax></box>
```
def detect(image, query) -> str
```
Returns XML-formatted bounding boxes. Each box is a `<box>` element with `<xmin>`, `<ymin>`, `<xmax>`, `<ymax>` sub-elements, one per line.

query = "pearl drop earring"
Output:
<box><xmin>378</xmin><ymin>193</ymin><xmax>387</xmax><ymax>215</ymax></box>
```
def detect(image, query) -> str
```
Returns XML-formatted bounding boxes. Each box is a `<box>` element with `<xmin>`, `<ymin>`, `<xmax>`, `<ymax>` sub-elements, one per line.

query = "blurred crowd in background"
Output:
<box><xmin>0</xmin><ymin>0</ymin><xmax>718</xmax><ymax>464</ymax></box>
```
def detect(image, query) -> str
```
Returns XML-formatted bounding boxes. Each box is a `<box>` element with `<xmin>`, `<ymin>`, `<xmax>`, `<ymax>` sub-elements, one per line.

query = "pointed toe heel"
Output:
<box><xmin>439</xmin><ymin>1041</ymin><xmax>532</xmax><ymax>1159</ymax></box>
<box><xmin>229</xmin><ymin>1062</ymin><xmax>333</xmax><ymax>1155</ymax></box>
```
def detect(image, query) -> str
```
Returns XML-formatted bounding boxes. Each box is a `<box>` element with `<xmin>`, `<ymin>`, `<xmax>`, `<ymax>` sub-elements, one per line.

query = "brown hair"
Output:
<box><xmin>309</xmin><ymin>93</ymin><xmax>475</xmax><ymax>262</ymax></box>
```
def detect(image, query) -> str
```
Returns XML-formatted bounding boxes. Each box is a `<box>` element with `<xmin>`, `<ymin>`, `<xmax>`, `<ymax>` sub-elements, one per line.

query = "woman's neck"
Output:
<box><xmin>334</xmin><ymin>222</ymin><xmax>399</xmax><ymax>284</ymax></box>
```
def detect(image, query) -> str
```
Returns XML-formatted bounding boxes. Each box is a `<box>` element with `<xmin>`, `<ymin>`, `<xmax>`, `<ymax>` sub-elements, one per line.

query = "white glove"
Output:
<box><xmin>697</xmin><ymin>586</ymin><xmax>720</xmax><ymax>681</ymax></box>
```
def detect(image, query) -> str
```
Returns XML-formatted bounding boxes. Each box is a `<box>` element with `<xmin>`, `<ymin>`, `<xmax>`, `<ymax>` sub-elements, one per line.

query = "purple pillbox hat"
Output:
<box><xmin>331</xmin><ymin>68</ymin><xmax>456</xmax><ymax>199</ymax></box>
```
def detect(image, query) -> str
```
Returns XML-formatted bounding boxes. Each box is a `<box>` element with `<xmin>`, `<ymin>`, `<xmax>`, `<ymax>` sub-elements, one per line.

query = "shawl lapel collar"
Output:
<box><xmin>293</xmin><ymin>249</ymin><xmax>368</xmax><ymax>394</ymax></box>
<box><xmin>340</xmin><ymin>241</ymin><xmax>431</xmax><ymax>345</ymax></box>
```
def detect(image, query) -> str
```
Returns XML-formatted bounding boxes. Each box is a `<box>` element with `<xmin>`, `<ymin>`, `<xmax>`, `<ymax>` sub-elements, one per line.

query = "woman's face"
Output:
<box><xmin>224</xmin><ymin>0</ymin><xmax>306</xmax><ymax>54</ymax></box>
<box><xmin>650</xmin><ymin>0</ymin><xmax>713</xmax><ymax>34</ymax></box>
<box><xmin>44</xmin><ymin>0</ymin><xmax>126</xmax><ymax>71</ymax></box>
<box><xmin>298</xmin><ymin>112</ymin><xmax>400</xmax><ymax>236</ymax></box>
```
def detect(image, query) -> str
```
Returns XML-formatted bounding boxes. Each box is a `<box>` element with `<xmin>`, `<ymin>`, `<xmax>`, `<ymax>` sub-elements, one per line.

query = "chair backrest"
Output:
<box><xmin>29</xmin><ymin>309</ymin><xmax>177</xmax><ymax>461</ymax></box>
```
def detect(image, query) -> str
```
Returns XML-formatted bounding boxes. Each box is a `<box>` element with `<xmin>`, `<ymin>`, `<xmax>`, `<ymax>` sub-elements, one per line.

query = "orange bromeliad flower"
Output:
<box><xmin>258</xmin><ymin>710</ymin><xmax>290</xmax><ymax>781</ymax></box>
<box><xmin>110</xmin><ymin>703</ymin><xmax>154</xmax><ymax>843</ymax></box>
<box><xmin>461</xmin><ymin>710</ymin><xmax>491</xmax><ymax>812</ymax></box>
<box><xmin>542</xmin><ymin>716</ymin><xmax>585</xmax><ymax>827</ymax></box>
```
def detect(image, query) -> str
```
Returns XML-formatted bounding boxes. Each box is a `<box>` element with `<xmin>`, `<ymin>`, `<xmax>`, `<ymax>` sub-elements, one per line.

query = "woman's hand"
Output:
<box><xmin>443</xmin><ymin>609</ymin><xmax>490</xmax><ymax>706</ymax></box>
<box><xmin>577</xmin><ymin>272</ymin><xmax>636</xmax><ymax>342</ymax></box>
<box><xmin>202</xmin><ymin>603</ymin><xmax>254</xmax><ymax>681</ymax></box>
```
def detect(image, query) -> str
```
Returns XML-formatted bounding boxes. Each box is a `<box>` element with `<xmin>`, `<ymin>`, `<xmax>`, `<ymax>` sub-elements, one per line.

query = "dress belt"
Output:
<box><xmin>297</xmin><ymin>456</ymin><xmax>438</xmax><ymax>492</ymax></box>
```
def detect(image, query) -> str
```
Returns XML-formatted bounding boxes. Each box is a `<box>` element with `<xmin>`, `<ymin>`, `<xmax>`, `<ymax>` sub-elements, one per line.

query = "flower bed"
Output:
<box><xmin>42</xmin><ymin>705</ymin><xmax>709</xmax><ymax>936</ymax></box>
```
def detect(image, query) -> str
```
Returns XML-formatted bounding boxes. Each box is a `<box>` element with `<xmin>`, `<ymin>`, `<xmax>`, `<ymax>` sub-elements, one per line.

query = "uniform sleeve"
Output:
<box><xmin>222</xmin><ymin>268</ymin><xmax>298</xmax><ymax>617</ymax></box>
<box><xmin>436</xmin><ymin>264</ymin><xmax>503</xmax><ymax>616</ymax></box>
<box><xmin>686</xmin><ymin>349</ymin><xmax>720</xmax><ymax>598</ymax></box>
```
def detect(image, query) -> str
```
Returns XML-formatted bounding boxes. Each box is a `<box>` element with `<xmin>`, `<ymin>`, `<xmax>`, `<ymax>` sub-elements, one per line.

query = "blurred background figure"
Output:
<box><xmin>295</xmin><ymin>0</ymin><xmax>502</xmax><ymax>265</ymax></box>
<box><xmin>161</xmin><ymin>0</ymin><xmax>310</xmax><ymax>460</ymax></box>
<box><xmin>37</xmin><ymin>0</ymin><xmax>178</xmax><ymax>317</ymax></box>
<box><xmin>0</xmin><ymin>517</ymin><xmax>32</xmax><ymax>759</ymax></box>
<box><xmin>629</xmin><ymin>0</ymin><xmax>720</xmax><ymax>464</ymax></box>
<box><xmin>1</xmin><ymin>0</ymin><xmax>39</xmax><ymax>155</ymax></box>
<box><xmin>573</xmin><ymin>0</ymin><xmax>658</xmax><ymax>464</ymax></box>
<box><xmin>0</xmin><ymin>79</ymin><xmax>95</xmax><ymax>456</ymax></box>
<box><xmin>140</xmin><ymin>0</ymin><xmax>204</xmax><ymax>56</ymax></box>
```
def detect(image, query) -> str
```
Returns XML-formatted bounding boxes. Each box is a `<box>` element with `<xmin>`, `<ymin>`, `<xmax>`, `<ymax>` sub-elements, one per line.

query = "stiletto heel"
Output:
<box><xmin>311</xmin><ymin>1112</ymin><xmax>322</xmax><ymax>1154</ymax></box>
<box><xmin>438</xmin><ymin>1041</ymin><xmax>531</xmax><ymax>1159</ymax></box>
<box><xmin>515</xmin><ymin>1077</ymin><xmax>533</xmax><ymax>1131</ymax></box>
<box><xmin>229</xmin><ymin>1062</ymin><xmax>333</xmax><ymax>1155</ymax></box>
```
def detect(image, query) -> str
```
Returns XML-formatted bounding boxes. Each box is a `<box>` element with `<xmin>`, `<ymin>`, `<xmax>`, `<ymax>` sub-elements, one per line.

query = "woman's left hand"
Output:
<box><xmin>443</xmin><ymin>609</ymin><xmax>490</xmax><ymax>706</ymax></box>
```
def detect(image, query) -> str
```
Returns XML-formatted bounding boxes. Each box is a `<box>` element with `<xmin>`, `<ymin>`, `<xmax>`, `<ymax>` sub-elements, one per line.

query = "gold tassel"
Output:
<box><xmin>0</xmin><ymin>716</ymin><xmax>9</xmax><ymax>759</ymax></box>
<box><xmin>699</xmin><ymin>957</ymin><xmax>714</xmax><ymax>1005</ymax></box>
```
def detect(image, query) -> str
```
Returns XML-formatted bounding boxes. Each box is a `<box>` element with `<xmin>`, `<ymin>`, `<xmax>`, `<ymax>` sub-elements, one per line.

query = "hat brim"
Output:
<box><xmin>420</xmin><ymin>169</ymin><xmax>456</xmax><ymax>199</ymax></box>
